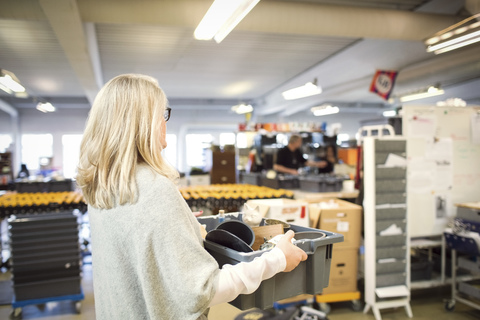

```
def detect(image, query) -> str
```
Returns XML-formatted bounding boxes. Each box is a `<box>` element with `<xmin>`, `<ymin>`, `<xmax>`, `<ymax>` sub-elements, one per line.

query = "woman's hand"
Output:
<box><xmin>276</xmin><ymin>230</ymin><xmax>308</xmax><ymax>272</ymax></box>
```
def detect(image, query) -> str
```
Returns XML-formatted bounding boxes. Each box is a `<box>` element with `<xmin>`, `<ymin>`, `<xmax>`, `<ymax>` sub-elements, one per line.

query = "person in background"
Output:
<box><xmin>76</xmin><ymin>74</ymin><xmax>307</xmax><ymax>320</ymax></box>
<box><xmin>274</xmin><ymin>134</ymin><xmax>327</xmax><ymax>175</ymax></box>
<box><xmin>17</xmin><ymin>163</ymin><xmax>30</xmax><ymax>179</ymax></box>
<box><xmin>317</xmin><ymin>145</ymin><xmax>337</xmax><ymax>174</ymax></box>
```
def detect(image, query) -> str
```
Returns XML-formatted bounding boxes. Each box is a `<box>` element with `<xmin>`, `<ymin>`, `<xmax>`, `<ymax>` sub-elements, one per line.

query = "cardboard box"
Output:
<box><xmin>322</xmin><ymin>247</ymin><xmax>358</xmax><ymax>294</ymax></box>
<box><xmin>308</xmin><ymin>198</ymin><xmax>362</xmax><ymax>248</ymax></box>
<box><xmin>246</xmin><ymin>198</ymin><xmax>309</xmax><ymax>227</ymax></box>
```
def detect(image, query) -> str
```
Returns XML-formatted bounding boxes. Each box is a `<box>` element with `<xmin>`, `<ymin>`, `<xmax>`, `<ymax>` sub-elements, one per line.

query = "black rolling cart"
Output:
<box><xmin>8</xmin><ymin>211</ymin><xmax>84</xmax><ymax>319</ymax></box>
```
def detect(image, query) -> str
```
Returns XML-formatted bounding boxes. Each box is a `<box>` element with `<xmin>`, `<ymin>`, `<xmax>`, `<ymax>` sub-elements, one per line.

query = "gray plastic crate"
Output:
<box><xmin>197</xmin><ymin>214</ymin><xmax>344</xmax><ymax>309</ymax></box>
<box><xmin>260</xmin><ymin>176</ymin><xmax>299</xmax><ymax>190</ymax></box>
<box><xmin>242</xmin><ymin>173</ymin><xmax>261</xmax><ymax>186</ymax></box>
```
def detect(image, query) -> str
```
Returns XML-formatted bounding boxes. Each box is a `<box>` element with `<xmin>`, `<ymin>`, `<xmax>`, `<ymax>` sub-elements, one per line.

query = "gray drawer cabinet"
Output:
<box><xmin>363</xmin><ymin>137</ymin><xmax>411</xmax><ymax>320</ymax></box>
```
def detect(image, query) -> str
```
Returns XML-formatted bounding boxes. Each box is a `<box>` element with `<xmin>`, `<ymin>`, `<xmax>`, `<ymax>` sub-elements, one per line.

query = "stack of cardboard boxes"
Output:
<box><xmin>308</xmin><ymin>199</ymin><xmax>362</xmax><ymax>294</ymax></box>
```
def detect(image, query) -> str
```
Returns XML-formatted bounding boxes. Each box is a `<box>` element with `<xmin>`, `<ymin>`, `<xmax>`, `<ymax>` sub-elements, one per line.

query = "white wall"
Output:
<box><xmin>19</xmin><ymin>108</ymin><xmax>89</xmax><ymax>172</ymax></box>
<box><xmin>0</xmin><ymin>110</ymin><xmax>12</xmax><ymax>134</ymax></box>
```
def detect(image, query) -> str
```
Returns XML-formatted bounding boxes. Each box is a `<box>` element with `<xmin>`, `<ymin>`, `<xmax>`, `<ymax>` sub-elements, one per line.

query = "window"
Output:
<box><xmin>0</xmin><ymin>135</ymin><xmax>12</xmax><ymax>153</ymax></box>
<box><xmin>219</xmin><ymin>132</ymin><xmax>235</xmax><ymax>147</ymax></box>
<box><xmin>62</xmin><ymin>134</ymin><xmax>83</xmax><ymax>179</ymax></box>
<box><xmin>163</xmin><ymin>134</ymin><xmax>177</xmax><ymax>168</ymax></box>
<box><xmin>21</xmin><ymin>134</ymin><xmax>53</xmax><ymax>173</ymax></box>
<box><xmin>276</xmin><ymin>133</ymin><xmax>288</xmax><ymax>146</ymax></box>
<box><xmin>236</xmin><ymin>133</ymin><xmax>247</xmax><ymax>149</ymax></box>
<box><xmin>185</xmin><ymin>134</ymin><xmax>213</xmax><ymax>169</ymax></box>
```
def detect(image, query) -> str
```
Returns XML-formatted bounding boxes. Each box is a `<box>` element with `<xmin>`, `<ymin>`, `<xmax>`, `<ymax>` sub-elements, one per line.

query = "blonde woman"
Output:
<box><xmin>77</xmin><ymin>74</ymin><xmax>307</xmax><ymax>320</ymax></box>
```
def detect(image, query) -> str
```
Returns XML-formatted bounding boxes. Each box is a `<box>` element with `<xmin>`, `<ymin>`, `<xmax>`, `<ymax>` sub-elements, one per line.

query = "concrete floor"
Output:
<box><xmin>0</xmin><ymin>264</ymin><xmax>479</xmax><ymax>320</ymax></box>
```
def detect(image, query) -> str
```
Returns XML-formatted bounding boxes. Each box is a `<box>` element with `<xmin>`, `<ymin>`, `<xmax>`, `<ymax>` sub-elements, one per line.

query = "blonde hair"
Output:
<box><xmin>77</xmin><ymin>74</ymin><xmax>178</xmax><ymax>209</ymax></box>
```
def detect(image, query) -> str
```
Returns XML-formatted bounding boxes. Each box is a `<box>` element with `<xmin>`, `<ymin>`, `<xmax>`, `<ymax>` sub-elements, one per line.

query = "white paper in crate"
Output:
<box><xmin>245</xmin><ymin>198</ymin><xmax>309</xmax><ymax>227</ymax></box>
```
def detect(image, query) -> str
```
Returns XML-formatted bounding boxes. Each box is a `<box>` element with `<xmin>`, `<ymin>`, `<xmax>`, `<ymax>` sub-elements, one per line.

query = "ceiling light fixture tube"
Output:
<box><xmin>231</xmin><ymin>103</ymin><xmax>253</xmax><ymax>114</ymax></box>
<box><xmin>36</xmin><ymin>102</ymin><xmax>56</xmax><ymax>113</ymax></box>
<box><xmin>382</xmin><ymin>110</ymin><xmax>397</xmax><ymax>117</ymax></box>
<box><xmin>194</xmin><ymin>0</ymin><xmax>261</xmax><ymax>43</ymax></box>
<box><xmin>427</xmin><ymin>30</ymin><xmax>480</xmax><ymax>54</ymax></box>
<box><xmin>311</xmin><ymin>105</ymin><xmax>339</xmax><ymax>116</ymax></box>
<box><xmin>0</xmin><ymin>70</ymin><xmax>26</xmax><ymax>94</ymax></box>
<box><xmin>399</xmin><ymin>86</ymin><xmax>445</xmax><ymax>102</ymax></box>
<box><xmin>282</xmin><ymin>79</ymin><xmax>322</xmax><ymax>100</ymax></box>
<box><xmin>425</xmin><ymin>13</ymin><xmax>480</xmax><ymax>55</ymax></box>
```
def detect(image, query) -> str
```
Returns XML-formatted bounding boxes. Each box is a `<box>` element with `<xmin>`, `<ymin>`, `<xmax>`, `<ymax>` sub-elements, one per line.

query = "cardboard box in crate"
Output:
<box><xmin>308</xmin><ymin>199</ymin><xmax>362</xmax><ymax>248</ymax></box>
<box><xmin>197</xmin><ymin>214</ymin><xmax>344</xmax><ymax>309</ymax></box>
<box><xmin>246</xmin><ymin>198</ymin><xmax>309</xmax><ymax>227</ymax></box>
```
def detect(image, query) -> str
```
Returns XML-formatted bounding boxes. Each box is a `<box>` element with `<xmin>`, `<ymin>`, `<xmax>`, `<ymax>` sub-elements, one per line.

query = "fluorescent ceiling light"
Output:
<box><xmin>194</xmin><ymin>0</ymin><xmax>260</xmax><ymax>43</ymax></box>
<box><xmin>383</xmin><ymin>110</ymin><xmax>397</xmax><ymax>117</ymax></box>
<box><xmin>399</xmin><ymin>86</ymin><xmax>444</xmax><ymax>102</ymax></box>
<box><xmin>425</xmin><ymin>13</ymin><xmax>480</xmax><ymax>55</ymax></box>
<box><xmin>36</xmin><ymin>102</ymin><xmax>56</xmax><ymax>113</ymax></box>
<box><xmin>0</xmin><ymin>70</ymin><xmax>26</xmax><ymax>94</ymax></box>
<box><xmin>282</xmin><ymin>79</ymin><xmax>322</xmax><ymax>100</ymax></box>
<box><xmin>436</xmin><ymin>98</ymin><xmax>467</xmax><ymax>107</ymax></box>
<box><xmin>231</xmin><ymin>103</ymin><xmax>253</xmax><ymax>114</ymax></box>
<box><xmin>311</xmin><ymin>105</ymin><xmax>339</xmax><ymax>116</ymax></box>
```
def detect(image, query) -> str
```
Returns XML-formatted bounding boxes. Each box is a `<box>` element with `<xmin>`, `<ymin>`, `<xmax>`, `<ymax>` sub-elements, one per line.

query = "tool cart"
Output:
<box><xmin>444</xmin><ymin>203</ymin><xmax>480</xmax><ymax>313</ymax></box>
<box><xmin>8</xmin><ymin>211</ymin><xmax>84</xmax><ymax>319</ymax></box>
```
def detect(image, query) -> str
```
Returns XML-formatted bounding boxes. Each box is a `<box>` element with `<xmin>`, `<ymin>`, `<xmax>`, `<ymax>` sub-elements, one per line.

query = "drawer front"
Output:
<box><xmin>376</xmin><ymin>235</ymin><xmax>406</xmax><ymax>248</ymax></box>
<box><xmin>375</xmin><ymin>179</ymin><xmax>406</xmax><ymax>193</ymax></box>
<box><xmin>376</xmin><ymin>208</ymin><xmax>406</xmax><ymax>220</ymax></box>
<box><xmin>376</xmin><ymin>220</ymin><xmax>406</xmax><ymax>234</ymax></box>
<box><xmin>376</xmin><ymin>193</ymin><xmax>406</xmax><ymax>205</ymax></box>
<box><xmin>376</xmin><ymin>167</ymin><xmax>406</xmax><ymax>179</ymax></box>
<box><xmin>376</xmin><ymin>273</ymin><xmax>406</xmax><ymax>288</ymax></box>
<box><xmin>375</xmin><ymin>152</ymin><xmax>406</xmax><ymax>165</ymax></box>
<box><xmin>376</xmin><ymin>261</ymin><xmax>406</xmax><ymax>274</ymax></box>
<box><xmin>376</xmin><ymin>247</ymin><xmax>406</xmax><ymax>260</ymax></box>
<box><xmin>375</xmin><ymin>140</ymin><xmax>406</xmax><ymax>152</ymax></box>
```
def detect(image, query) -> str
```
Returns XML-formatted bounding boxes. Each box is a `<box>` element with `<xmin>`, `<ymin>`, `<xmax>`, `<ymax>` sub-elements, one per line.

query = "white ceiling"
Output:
<box><xmin>1</xmin><ymin>0</ymin><xmax>480</xmax><ymax>117</ymax></box>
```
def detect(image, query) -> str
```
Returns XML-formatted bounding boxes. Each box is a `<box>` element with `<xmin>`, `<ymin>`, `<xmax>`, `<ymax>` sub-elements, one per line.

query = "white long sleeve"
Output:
<box><xmin>209</xmin><ymin>247</ymin><xmax>287</xmax><ymax>306</ymax></box>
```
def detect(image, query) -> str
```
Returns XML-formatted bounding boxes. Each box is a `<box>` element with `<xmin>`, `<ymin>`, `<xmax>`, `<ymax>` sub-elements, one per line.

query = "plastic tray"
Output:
<box><xmin>13</xmin><ymin>276</ymin><xmax>81</xmax><ymax>301</ymax></box>
<box><xmin>197</xmin><ymin>213</ymin><xmax>344</xmax><ymax>309</ymax></box>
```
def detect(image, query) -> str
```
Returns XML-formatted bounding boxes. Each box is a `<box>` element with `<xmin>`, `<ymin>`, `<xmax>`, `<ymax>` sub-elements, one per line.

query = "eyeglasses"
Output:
<box><xmin>164</xmin><ymin>107</ymin><xmax>171</xmax><ymax>122</ymax></box>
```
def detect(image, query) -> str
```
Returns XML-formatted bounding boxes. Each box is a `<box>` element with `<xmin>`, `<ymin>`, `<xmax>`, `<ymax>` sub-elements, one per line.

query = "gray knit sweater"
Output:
<box><xmin>89</xmin><ymin>164</ymin><xmax>220</xmax><ymax>319</ymax></box>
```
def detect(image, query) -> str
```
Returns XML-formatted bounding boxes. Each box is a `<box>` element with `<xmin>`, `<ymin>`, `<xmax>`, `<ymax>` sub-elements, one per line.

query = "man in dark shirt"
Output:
<box><xmin>274</xmin><ymin>134</ymin><xmax>327</xmax><ymax>175</ymax></box>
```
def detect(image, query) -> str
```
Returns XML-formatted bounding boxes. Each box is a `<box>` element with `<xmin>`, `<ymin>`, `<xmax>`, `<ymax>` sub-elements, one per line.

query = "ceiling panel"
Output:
<box><xmin>97</xmin><ymin>23</ymin><xmax>358</xmax><ymax>99</ymax></box>
<box><xmin>0</xmin><ymin>19</ymin><xmax>84</xmax><ymax>97</ymax></box>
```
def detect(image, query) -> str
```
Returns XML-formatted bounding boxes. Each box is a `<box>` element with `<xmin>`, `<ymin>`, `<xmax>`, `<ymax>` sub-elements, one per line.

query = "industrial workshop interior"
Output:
<box><xmin>1</xmin><ymin>0</ymin><xmax>480</xmax><ymax>319</ymax></box>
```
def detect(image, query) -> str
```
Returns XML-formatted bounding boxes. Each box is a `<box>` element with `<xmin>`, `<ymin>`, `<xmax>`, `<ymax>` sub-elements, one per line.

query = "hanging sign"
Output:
<box><xmin>369</xmin><ymin>70</ymin><xmax>398</xmax><ymax>100</ymax></box>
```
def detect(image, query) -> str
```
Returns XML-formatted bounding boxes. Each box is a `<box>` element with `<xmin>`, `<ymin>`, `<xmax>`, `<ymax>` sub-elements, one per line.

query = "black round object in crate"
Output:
<box><xmin>216</xmin><ymin>220</ymin><xmax>255</xmax><ymax>247</ymax></box>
